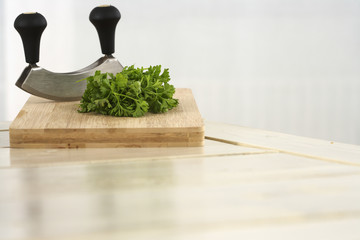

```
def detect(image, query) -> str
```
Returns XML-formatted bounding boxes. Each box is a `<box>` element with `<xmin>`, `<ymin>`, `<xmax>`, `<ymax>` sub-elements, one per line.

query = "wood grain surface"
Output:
<box><xmin>9</xmin><ymin>88</ymin><xmax>204</xmax><ymax>148</ymax></box>
<box><xmin>205</xmin><ymin>122</ymin><xmax>360</xmax><ymax>166</ymax></box>
<box><xmin>1</xmin><ymin>122</ymin><xmax>360</xmax><ymax>239</ymax></box>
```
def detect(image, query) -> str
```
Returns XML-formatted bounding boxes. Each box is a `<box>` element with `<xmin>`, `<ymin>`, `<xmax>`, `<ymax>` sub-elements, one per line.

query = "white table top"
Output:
<box><xmin>1</xmin><ymin>121</ymin><xmax>360</xmax><ymax>240</ymax></box>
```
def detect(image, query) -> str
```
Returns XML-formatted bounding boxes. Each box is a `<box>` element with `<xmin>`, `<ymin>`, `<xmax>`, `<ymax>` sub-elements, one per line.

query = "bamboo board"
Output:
<box><xmin>9</xmin><ymin>88</ymin><xmax>204</xmax><ymax>148</ymax></box>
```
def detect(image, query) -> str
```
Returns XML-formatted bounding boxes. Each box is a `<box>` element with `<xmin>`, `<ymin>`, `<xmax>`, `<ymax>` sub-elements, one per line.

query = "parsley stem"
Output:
<box><xmin>113</xmin><ymin>92</ymin><xmax>139</xmax><ymax>102</ymax></box>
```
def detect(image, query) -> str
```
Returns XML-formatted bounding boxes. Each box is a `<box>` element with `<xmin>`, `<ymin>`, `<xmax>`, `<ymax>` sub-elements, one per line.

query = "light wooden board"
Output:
<box><xmin>1</xmin><ymin>153</ymin><xmax>360</xmax><ymax>240</ymax></box>
<box><xmin>0</xmin><ymin>139</ymin><xmax>274</xmax><ymax>168</ymax></box>
<box><xmin>1</xmin><ymin>121</ymin><xmax>360</xmax><ymax>239</ymax></box>
<box><xmin>0</xmin><ymin>122</ymin><xmax>9</xmax><ymax>131</ymax></box>
<box><xmin>9</xmin><ymin>88</ymin><xmax>204</xmax><ymax>148</ymax></box>
<box><xmin>206</xmin><ymin>122</ymin><xmax>360</xmax><ymax>166</ymax></box>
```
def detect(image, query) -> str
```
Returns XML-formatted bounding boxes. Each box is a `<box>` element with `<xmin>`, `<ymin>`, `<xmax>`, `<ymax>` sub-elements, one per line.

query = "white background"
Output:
<box><xmin>0</xmin><ymin>0</ymin><xmax>359</xmax><ymax>144</ymax></box>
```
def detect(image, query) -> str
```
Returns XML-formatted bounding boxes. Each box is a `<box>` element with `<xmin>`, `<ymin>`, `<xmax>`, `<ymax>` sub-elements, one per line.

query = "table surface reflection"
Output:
<box><xmin>1</xmin><ymin>121</ymin><xmax>360</xmax><ymax>240</ymax></box>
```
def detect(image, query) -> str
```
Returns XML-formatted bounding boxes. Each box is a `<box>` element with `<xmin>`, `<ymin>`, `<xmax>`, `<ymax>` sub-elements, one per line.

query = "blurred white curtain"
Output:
<box><xmin>1</xmin><ymin>0</ymin><xmax>360</xmax><ymax>144</ymax></box>
<box><xmin>0</xmin><ymin>0</ymin><xmax>5</xmax><ymax>119</ymax></box>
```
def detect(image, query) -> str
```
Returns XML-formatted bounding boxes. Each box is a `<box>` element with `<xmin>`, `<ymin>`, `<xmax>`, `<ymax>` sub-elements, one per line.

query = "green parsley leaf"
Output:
<box><xmin>78</xmin><ymin>65</ymin><xmax>178</xmax><ymax>117</ymax></box>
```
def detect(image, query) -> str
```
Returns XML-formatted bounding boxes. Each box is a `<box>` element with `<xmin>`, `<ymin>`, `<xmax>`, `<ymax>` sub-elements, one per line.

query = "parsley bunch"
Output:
<box><xmin>78</xmin><ymin>65</ymin><xmax>179</xmax><ymax>117</ymax></box>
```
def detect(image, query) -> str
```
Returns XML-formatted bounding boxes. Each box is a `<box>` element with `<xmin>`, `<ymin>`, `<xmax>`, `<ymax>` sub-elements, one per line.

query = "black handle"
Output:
<box><xmin>14</xmin><ymin>12</ymin><xmax>47</xmax><ymax>64</ymax></box>
<box><xmin>89</xmin><ymin>5</ymin><xmax>121</xmax><ymax>55</ymax></box>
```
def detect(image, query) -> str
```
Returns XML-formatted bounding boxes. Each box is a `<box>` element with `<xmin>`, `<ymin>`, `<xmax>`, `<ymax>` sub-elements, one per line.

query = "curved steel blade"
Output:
<box><xmin>16</xmin><ymin>55</ymin><xmax>123</xmax><ymax>101</ymax></box>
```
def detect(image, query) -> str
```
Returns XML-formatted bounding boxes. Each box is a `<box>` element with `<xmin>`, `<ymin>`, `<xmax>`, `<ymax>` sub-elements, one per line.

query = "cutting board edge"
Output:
<box><xmin>9</xmin><ymin>125</ymin><xmax>204</xmax><ymax>133</ymax></box>
<box><xmin>9</xmin><ymin>141</ymin><xmax>205</xmax><ymax>149</ymax></box>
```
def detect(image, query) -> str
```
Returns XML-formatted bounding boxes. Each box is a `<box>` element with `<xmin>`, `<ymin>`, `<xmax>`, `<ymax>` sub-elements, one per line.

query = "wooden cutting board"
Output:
<box><xmin>9</xmin><ymin>88</ymin><xmax>204</xmax><ymax>148</ymax></box>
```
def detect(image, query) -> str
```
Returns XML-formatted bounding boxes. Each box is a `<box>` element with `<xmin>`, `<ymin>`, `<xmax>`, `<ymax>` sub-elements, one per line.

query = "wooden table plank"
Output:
<box><xmin>206</xmin><ymin>121</ymin><xmax>360</xmax><ymax>166</ymax></box>
<box><xmin>22</xmin><ymin>218</ymin><xmax>360</xmax><ymax>240</ymax></box>
<box><xmin>0</xmin><ymin>131</ymin><xmax>9</xmax><ymax>148</ymax></box>
<box><xmin>84</xmin><ymin>218</ymin><xmax>359</xmax><ymax>240</ymax></box>
<box><xmin>1</xmin><ymin>153</ymin><xmax>359</xmax><ymax>240</ymax></box>
<box><xmin>0</xmin><ymin>121</ymin><xmax>275</xmax><ymax>168</ymax></box>
<box><xmin>1</xmin><ymin>121</ymin><xmax>360</xmax><ymax>240</ymax></box>
<box><xmin>0</xmin><ymin>131</ymin><xmax>273</xmax><ymax>168</ymax></box>
<box><xmin>0</xmin><ymin>121</ymin><xmax>10</xmax><ymax>131</ymax></box>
